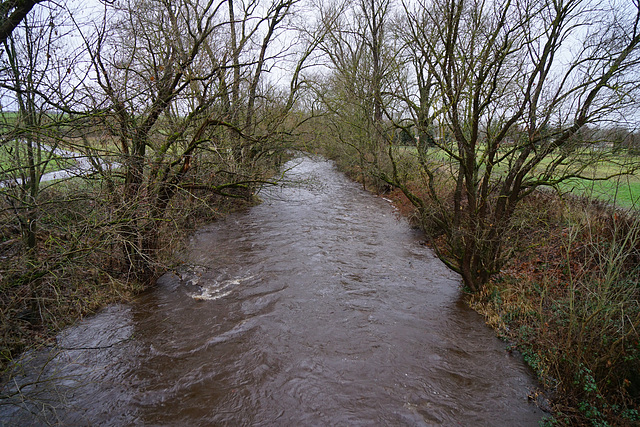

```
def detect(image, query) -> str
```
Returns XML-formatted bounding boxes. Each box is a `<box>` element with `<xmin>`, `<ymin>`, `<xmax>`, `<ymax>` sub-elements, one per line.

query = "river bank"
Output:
<box><xmin>0</xmin><ymin>178</ymin><xmax>255</xmax><ymax>375</ymax></box>
<box><xmin>377</xmin><ymin>179</ymin><xmax>640</xmax><ymax>426</ymax></box>
<box><xmin>0</xmin><ymin>156</ymin><xmax>544</xmax><ymax>425</ymax></box>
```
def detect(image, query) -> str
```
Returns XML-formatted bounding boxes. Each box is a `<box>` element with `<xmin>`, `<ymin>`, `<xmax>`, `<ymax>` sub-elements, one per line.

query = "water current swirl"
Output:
<box><xmin>0</xmin><ymin>156</ymin><xmax>544</xmax><ymax>425</ymax></box>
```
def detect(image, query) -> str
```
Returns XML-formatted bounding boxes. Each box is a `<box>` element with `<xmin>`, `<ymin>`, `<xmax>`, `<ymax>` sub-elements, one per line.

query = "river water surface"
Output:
<box><xmin>1</xmin><ymin>157</ymin><xmax>544</xmax><ymax>425</ymax></box>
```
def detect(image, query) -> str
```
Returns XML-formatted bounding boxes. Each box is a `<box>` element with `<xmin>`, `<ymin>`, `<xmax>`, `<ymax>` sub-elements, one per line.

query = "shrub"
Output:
<box><xmin>470</xmin><ymin>194</ymin><xmax>640</xmax><ymax>425</ymax></box>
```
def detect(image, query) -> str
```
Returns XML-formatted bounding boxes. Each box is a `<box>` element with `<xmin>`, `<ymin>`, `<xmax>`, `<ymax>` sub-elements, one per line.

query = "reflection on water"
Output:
<box><xmin>0</xmin><ymin>156</ymin><xmax>544</xmax><ymax>425</ymax></box>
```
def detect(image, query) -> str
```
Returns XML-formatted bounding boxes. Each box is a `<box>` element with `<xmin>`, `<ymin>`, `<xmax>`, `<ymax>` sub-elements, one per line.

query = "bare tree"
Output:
<box><xmin>77</xmin><ymin>0</ymin><xmax>319</xmax><ymax>283</ymax></box>
<box><xmin>317</xmin><ymin>0</ymin><xmax>397</xmax><ymax>189</ymax></box>
<box><xmin>380</xmin><ymin>0</ymin><xmax>640</xmax><ymax>291</ymax></box>
<box><xmin>0</xmin><ymin>0</ymin><xmax>44</xmax><ymax>45</ymax></box>
<box><xmin>0</xmin><ymin>4</ymin><xmax>78</xmax><ymax>250</ymax></box>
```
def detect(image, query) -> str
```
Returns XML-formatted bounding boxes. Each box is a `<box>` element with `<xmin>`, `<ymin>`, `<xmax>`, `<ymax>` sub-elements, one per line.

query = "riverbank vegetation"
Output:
<box><xmin>378</xmin><ymin>178</ymin><xmax>640</xmax><ymax>426</ymax></box>
<box><xmin>1</xmin><ymin>0</ymin><xmax>640</xmax><ymax>424</ymax></box>
<box><xmin>469</xmin><ymin>193</ymin><xmax>640</xmax><ymax>425</ymax></box>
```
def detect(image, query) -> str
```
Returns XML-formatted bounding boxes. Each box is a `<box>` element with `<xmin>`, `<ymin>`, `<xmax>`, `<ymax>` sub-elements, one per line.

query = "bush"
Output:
<box><xmin>470</xmin><ymin>194</ymin><xmax>640</xmax><ymax>425</ymax></box>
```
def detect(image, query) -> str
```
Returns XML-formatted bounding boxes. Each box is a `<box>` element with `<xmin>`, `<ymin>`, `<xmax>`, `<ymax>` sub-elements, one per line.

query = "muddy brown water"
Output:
<box><xmin>1</xmin><ymin>157</ymin><xmax>544</xmax><ymax>425</ymax></box>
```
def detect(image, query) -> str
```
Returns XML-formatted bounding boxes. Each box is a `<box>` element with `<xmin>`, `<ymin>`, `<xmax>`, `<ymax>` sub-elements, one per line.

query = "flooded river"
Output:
<box><xmin>1</xmin><ymin>157</ymin><xmax>544</xmax><ymax>425</ymax></box>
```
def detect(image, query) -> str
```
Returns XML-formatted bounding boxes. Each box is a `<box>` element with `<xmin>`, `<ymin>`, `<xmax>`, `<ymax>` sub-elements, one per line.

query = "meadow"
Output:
<box><xmin>398</xmin><ymin>144</ymin><xmax>640</xmax><ymax>210</ymax></box>
<box><xmin>0</xmin><ymin>142</ymin><xmax>77</xmax><ymax>181</ymax></box>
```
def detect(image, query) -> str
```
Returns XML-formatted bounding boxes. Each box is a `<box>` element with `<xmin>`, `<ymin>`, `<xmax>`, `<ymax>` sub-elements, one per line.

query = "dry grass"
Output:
<box><xmin>465</xmin><ymin>194</ymin><xmax>640</xmax><ymax>425</ymax></box>
<box><xmin>0</xmin><ymin>176</ymin><xmax>254</xmax><ymax>378</ymax></box>
<box><xmin>0</xmin><ymin>224</ymin><xmax>145</xmax><ymax>374</ymax></box>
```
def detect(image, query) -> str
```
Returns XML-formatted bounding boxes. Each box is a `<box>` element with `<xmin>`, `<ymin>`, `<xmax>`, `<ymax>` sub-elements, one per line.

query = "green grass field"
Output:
<box><xmin>0</xmin><ymin>143</ymin><xmax>76</xmax><ymax>180</ymax></box>
<box><xmin>398</xmin><ymin>145</ymin><xmax>640</xmax><ymax>210</ymax></box>
<box><xmin>540</xmin><ymin>155</ymin><xmax>640</xmax><ymax>209</ymax></box>
<box><xmin>559</xmin><ymin>176</ymin><xmax>640</xmax><ymax>209</ymax></box>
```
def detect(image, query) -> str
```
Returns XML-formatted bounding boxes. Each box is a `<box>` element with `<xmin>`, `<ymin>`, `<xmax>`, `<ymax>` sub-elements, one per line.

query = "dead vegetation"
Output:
<box><xmin>0</xmin><ymin>177</ymin><xmax>255</xmax><ymax>376</ymax></box>
<box><xmin>467</xmin><ymin>193</ymin><xmax>640</xmax><ymax>425</ymax></box>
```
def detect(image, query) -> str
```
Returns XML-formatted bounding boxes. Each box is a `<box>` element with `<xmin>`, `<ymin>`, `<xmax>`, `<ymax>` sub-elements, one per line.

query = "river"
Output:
<box><xmin>0</xmin><ymin>156</ymin><xmax>544</xmax><ymax>425</ymax></box>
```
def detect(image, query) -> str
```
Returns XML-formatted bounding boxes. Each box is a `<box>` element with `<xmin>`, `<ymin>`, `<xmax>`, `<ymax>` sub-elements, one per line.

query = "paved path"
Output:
<box><xmin>0</xmin><ymin>144</ymin><xmax>118</xmax><ymax>187</ymax></box>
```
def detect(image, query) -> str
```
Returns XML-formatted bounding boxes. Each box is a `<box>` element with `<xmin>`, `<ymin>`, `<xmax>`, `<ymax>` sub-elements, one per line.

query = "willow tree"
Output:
<box><xmin>381</xmin><ymin>0</ymin><xmax>640</xmax><ymax>291</ymax></box>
